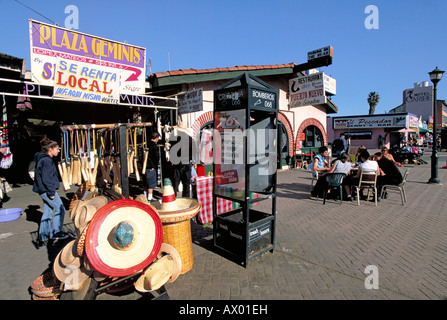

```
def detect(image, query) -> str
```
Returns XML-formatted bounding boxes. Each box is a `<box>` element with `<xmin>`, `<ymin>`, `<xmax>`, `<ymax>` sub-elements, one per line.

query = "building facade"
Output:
<box><xmin>148</xmin><ymin>64</ymin><xmax>338</xmax><ymax>169</ymax></box>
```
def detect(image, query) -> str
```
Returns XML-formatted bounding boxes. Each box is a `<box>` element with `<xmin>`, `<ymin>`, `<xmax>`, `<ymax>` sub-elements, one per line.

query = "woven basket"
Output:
<box><xmin>162</xmin><ymin>220</ymin><xmax>193</xmax><ymax>274</ymax></box>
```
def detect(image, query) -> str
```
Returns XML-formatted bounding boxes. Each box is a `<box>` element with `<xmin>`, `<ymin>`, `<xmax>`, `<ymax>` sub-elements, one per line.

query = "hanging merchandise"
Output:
<box><xmin>141</xmin><ymin>126</ymin><xmax>149</xmax><ymax>174</ymax></box>
<box><xmin>133</xmin><ymin>128</ymin><xmax>140</xmax><ymax>181</ymax></box>
<box><xmin>1</xmin><ymin>95</ymin><xmax>13</xmax><ymax>169</ymax></box>
<box><xmin>58</xmin><ymin>131</ymin><xmax>70</xmax><ymax>190</ymax></box>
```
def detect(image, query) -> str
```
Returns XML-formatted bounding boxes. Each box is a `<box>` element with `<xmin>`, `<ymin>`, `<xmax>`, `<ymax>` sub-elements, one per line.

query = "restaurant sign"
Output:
<box><xmin>333</xmin><ymin>114</ymin><xmax>408</xmax><ymax>129</ymax></box>
<box><xmin>289</xmin><ymin>72</ymin><xmax>328</xmax><ymax>107</ymax></box>
<box><xmin>29</xmin><ymin>19</ymin><xmax>146</xmax><ymax>104</ymax></box>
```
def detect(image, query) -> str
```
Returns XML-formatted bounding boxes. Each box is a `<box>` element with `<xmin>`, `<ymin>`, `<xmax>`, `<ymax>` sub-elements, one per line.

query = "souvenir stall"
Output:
<box><xmin>30</xmin><ymin>120</ymin><xmax>203</xmax><ymax>300</ymax></box>
<box><xmin>212</xmin><ymin>73</ymin><xmax>278</xmax><ymax>267</ymax></box>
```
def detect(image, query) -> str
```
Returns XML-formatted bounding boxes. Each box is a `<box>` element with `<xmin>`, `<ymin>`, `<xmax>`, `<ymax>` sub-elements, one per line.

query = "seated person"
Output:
<box><xmin>382</xmin><ymin>146</ymin><xmax>402</xmax><ymax>167</ymax></box>
<box><xmin>355</xmin><ymin>145</ymin><xmax>367</xmax><ymax>164</ymax></box>
<box><xmin>343</xmin><ymin>149</ymin><xmax>383</xmax><ymax>201</ymax></box>
<box><xmin>311</xmin><ymin>146</ymin><xmax>331</xmax><ymax>177</ymax></box>
<box><xmin>373</xmin><ymin>152</ymin><xmax>403</xmax><ymax>199</ymax></box>
<box><xmin>311</xmin><ymin>152</ymin><xmax>351</xmax><ymax>197</ymax></box>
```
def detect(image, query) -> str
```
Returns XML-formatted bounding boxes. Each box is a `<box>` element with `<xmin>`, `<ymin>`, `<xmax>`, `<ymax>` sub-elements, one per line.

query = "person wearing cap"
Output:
<box><xmin>33</xmin><ymin>136</ymin><xmax>70</xmax><ymax>241</ymax></box>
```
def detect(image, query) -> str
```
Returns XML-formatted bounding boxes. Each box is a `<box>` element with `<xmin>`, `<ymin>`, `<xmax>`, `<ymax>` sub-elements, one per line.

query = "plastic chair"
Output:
<box><xmin>380</xmin><ymin>168</ymin><xmax>410</xmax><ymax>205</ymax></box>
<box><xmin>322</xmin><ymin>173</ymin><xmax>346</xmax><ymax>205</ymax></box>
<box><xmin>355</xmin><ymin>170</ymin><xmax>378</xmax><ymax>206</ymax></box>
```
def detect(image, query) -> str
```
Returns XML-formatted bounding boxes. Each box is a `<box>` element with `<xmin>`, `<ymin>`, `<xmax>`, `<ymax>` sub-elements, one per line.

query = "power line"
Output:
<box><xmin>14</xmin><ymin>0</ymin><xmax>58</xmax><ymax>25</ymax></box>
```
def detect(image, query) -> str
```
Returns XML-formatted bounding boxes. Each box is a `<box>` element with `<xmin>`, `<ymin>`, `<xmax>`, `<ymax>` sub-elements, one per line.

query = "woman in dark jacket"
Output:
<box><xmin>33</xmin><ymin>137</ymin><xmax>69</xmax><ymax>241</ymax></box>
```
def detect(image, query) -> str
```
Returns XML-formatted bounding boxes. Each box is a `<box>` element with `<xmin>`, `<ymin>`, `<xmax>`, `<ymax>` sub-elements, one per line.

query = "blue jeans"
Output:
<box><xmin>39</xmin><ymin>192</ymin><xmax>66</xmax><ymax>240</ymax></box>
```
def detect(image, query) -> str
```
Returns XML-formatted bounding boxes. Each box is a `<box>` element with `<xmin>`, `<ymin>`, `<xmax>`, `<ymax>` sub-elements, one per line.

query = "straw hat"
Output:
<box><xmin>150</xmin><ymin>179</ymin><xmax>201</xmax><ymax>223</ymax></box>
<box><xmin>134</xmin><ymin>255</ymin><xmax>174</xmax><ymax>292</ymax></box>
<box><xmin>159</xmin><ymin>243</ymin><xmax>182</xmax><ymax>283</ymax></box>
<box><xmin>71</xmin><ymin>195</ymin><xmax>109</xmax><ymax>225</ymax></box>
<box><xmin>53</xmin><ymin>239</ymin><xmax>93</xmax><ymax>290</ymax></box>
<box><xmin>85</xmin><ymin>199</ymin><xmax>163</xmax><ymax>277</ymax></box>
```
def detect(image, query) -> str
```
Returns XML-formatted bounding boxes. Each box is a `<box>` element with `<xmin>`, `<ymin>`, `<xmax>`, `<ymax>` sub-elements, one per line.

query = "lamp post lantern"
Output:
<box><xmin>428</xmin><ymin>66</ymin><xmax>444</xmax><ymax>184</ymax></box>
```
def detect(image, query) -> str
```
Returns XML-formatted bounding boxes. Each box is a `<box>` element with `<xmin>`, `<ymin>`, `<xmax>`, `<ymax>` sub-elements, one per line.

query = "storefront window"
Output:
<box><xmin>304</xmin><ymin>125</ymin><xmax>323</xmax><ymax>147</ymax></box>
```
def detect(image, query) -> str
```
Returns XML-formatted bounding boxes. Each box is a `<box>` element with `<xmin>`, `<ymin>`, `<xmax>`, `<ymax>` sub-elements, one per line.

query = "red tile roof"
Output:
<box><xmin>152</xmin><ymin>63</ymin><xmax>296</xmax><ymax>78</ymax></box>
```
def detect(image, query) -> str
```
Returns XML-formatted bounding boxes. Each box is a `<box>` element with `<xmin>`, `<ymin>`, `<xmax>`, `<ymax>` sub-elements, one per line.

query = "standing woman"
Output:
<box><xmin>33</xmin><ymin>136</ymin><xmax>69</xmax><ymax>241</ymax></box>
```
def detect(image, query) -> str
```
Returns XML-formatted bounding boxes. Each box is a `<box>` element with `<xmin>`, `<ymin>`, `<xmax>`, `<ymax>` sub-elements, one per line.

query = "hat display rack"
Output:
<box><xmin>35</xmin><ymin>189</ymin><xmax>183</xmax><ymax>300</ymax></box>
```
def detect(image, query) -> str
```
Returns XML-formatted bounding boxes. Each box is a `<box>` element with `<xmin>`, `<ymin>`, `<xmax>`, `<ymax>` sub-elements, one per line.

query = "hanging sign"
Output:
<box><xmin>178</xmin><ymin>88</ymin><xmax>203</xmax><ymax>114</ymax></box>
<box><xmin>289</xmin><ymin>72</ymin><xmax>326</xmax><ymax>107</ymax></box>
<box><xmin>29</xmin><ymin>19</ymin><xmax>146</xmax><ymax>102</ymax></box>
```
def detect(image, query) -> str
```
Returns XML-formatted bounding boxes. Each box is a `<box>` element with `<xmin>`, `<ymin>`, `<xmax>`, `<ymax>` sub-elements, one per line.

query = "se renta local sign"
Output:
<box><xmin>29</xmin><ymin>19</ymin><xmax>146</xmax><ymax>103</ymax></box>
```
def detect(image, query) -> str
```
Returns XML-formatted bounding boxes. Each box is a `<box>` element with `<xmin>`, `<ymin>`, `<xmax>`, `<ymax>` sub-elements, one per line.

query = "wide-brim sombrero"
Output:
<box><xmin>85</xmin><ymin>199</ymin><xmax>163</xmax><ymax>277</ymax></box>
<box><xmin>151</xmin><ymin>198</ymin><xmax>201</xmax><ymax>223</ymax></box>
<box><xmin>134</xmin><ymin>255</ymin><xmax>174</xmax><ymax>293</ymax></box>
<box><xmin>150</xmin><ymin>179</ymin><xmax>201</xmax><ymax>223</ymax></box>
<box><xmin>53</xmin><ymin>239</ymin><xmax>93</xmax><ymax>289</ymax></box>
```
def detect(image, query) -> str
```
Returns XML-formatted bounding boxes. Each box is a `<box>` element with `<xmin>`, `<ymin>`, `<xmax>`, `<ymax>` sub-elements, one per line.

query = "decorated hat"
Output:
<box><xmin>150</xmin><ymin>179</ymin><xmax>201</xmax><ymax>223</ymax></box>
<box><xmin>85</xmin><ymin>199</ymin><xmax>163</xmax><ymax>277</ymax></box>
<box><xmin>134</xmin><ymin>254</ymin><xmax>174</xmax><ymax>292</ymax></box>
<box><xmin>53</xmin><ymin>239</ymin><xmax>92</xmax><ymax>290</ymax></box>
<box><xmin>30</xmin><ymin>270</ymin><xmax>62</xmax><ymax>298</ymax></box>
<box><xmin>159</xmin><ymin>243</ymin><xmax>182</xmax><ymax>283</ymax></box>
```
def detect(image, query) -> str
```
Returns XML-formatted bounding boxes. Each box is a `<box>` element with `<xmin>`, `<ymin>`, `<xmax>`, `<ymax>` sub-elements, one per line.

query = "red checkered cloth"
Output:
<box><xmin>196</xmin><ymin>176</ymin><xmax>233</xmax><ymax>224</ymax></box>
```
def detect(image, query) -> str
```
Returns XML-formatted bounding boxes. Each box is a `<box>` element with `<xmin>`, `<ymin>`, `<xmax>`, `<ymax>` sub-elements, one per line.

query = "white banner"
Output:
<box><xmin>29</xmin><ymin>20</ymin><xmax>146</xmax><ymax>102</ymax></box>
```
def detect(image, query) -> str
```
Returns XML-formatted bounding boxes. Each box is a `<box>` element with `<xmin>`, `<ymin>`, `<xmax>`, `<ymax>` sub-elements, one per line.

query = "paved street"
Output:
<box><xmin>1</xmin><ymin>151</ymin><xmax>446</xmax><ymax>301</ymax></box>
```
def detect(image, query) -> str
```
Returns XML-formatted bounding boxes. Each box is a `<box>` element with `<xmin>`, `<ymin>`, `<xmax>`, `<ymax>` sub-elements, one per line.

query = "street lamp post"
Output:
<box><xmin>428</xmin><ymin>66</ymin><xmax>444</xmax><ymax>184</ymax></box>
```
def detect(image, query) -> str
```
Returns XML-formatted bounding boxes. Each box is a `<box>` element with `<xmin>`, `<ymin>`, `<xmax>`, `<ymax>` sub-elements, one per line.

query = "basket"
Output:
<box><xmin>162</xmin><ymin>220</ymin><xmax>194</xmax><ymax>274</ymax></box>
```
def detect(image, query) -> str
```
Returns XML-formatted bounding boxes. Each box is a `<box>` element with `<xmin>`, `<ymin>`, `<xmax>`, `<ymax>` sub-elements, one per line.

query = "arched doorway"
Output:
<box><xmin>295</xmin><ymin>118</ymin><xmax>328</xmax><ymax>151</ymax></box>
<box><xmin>303</xmin><ymin>125</ymin><xmax>324</xmax><ymax>148</ymax></box>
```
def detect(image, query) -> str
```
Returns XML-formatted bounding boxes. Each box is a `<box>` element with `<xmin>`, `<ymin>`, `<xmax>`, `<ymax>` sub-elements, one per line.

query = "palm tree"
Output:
<box><xmin>367</xmin><ymin>92</ymin><xmax>380</xmax><ymax>115</ymax></box>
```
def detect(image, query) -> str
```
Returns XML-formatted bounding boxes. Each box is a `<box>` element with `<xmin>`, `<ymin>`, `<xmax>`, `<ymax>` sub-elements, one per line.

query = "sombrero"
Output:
<box><xmin>159</xmin><ymin>243</ymin><xmax>182</xmax><ymax>283</ymax></box>
<box><xmin>53</xmin><ymin>239</ymin><xmax>93</xmax><ymax>290</ymax></box>
<box><xmin>134</xmin><ymin>255</ymin><xmax>174</xmax><ymax>293</ymax></box>
<box><xmin>150</xmin><ymin>179</ymin><xmax>201</xmax><ymax>223</ymax></box>
<box><xmin>85</xmin><ymin>199</ymin><xmax>163</xmax><ymax>277</ymax></box>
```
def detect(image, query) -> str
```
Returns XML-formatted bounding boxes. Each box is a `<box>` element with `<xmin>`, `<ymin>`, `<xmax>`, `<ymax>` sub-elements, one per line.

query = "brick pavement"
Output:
<box><xmin>0</xmin><ymin>151</ymin><xmax>446</xmax><ymax>300</ymax></box>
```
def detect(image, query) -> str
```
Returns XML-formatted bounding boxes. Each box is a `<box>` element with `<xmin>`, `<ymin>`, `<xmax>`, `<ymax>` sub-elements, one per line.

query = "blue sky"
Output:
<box><xmin>1</xmin><ymin>0</ymin><xmax>446</xmax><ymax>116</ymax></box>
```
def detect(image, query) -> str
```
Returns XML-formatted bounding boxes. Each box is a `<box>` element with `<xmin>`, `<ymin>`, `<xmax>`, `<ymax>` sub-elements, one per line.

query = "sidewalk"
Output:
<box><xmin>1</xmin><ymin>152</ymin><xmax>446</xmax><ymax>300</ymax></box>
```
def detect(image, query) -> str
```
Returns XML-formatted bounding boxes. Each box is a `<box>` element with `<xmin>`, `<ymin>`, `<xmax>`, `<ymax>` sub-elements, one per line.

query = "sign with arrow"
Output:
<box><xmin>29</xmin><ymin>19</ymin><xmax>147</xmax><ymax>101</ymax></box>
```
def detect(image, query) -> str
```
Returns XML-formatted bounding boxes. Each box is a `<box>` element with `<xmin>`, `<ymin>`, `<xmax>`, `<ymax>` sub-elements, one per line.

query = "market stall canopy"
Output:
<box><xmin>395</xmin><ymin>128</ymin><xmax>417</xmax><ymax>133</ymax></box>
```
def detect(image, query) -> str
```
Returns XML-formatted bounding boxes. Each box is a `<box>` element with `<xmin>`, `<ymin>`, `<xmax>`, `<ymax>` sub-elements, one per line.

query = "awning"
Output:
<box><xmin>419</xmin><ymin>127</ymin><xmax>432</xmax><ymax>133</ymax></box>
<box><xmin>395</xmin><ymin>128</ymin><xmax>417</xmax><ymax>133</ymax></box>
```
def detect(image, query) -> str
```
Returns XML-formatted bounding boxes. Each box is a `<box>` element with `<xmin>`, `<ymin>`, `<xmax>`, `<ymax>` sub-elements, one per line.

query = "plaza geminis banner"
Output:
<box><xmin>29</xmin><ymin>19</ymin><xmax>146</xmax><ymax>104</ymax></box>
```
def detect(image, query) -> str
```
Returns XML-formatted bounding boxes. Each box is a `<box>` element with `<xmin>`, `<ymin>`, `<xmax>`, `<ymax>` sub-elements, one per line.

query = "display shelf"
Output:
<box><xmin>212</xmin><ymin>73</ymin><xmax>278</xmax><ymax>267</ymax></box>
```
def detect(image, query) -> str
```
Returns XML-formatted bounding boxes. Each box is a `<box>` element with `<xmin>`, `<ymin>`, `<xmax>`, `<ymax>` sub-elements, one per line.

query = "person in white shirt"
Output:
<box><xmin>343</xmin><ymin>149</ymin><xmax>383</xmax><ymax>201</ymax></box>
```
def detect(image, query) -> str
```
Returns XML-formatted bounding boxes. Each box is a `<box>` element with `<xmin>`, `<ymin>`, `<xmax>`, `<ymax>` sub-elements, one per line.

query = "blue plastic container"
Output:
<box><xmin>0</xmin><ymin>208</ymin><xmax>23</xmax><ymax>223</ymax></box>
